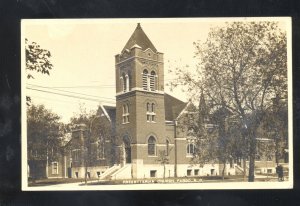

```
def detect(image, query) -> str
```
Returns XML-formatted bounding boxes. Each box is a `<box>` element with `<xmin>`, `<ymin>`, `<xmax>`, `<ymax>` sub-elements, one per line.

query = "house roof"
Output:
<box><xmin>122</xmin><ymin>23</ymin><xmax>157</xmax><ymax>53</ymax></box>
<box><xmin>164</xmin><ymin>93</ymin><xmax>187</xmax><ymax>121</ymax></box>
<box><xmin>60</xmin><ymin>132</ymin><xmax>72</xmax><ymax>147</ymax></box>
<box><xmin>102</xmin><ymin>105</ymin><xmax>116</xmax><ymax>124</ymax></box>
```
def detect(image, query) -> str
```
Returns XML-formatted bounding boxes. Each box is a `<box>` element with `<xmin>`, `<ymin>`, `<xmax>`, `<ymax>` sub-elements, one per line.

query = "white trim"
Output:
<box><xmin>143</xmin><ymin>47</ymin><xmax>155</xmax><ymax>54</ymax></box>
<box><xmin>99</xmin><ymin>104</ymin><xmax>111</xmax><ymax>122</ymax></box>
<box><xmin>116</xmin><ymin>87</ymin><xmax>164</xmax><ymax>96</ymax></box>
<box><xmin>130</xmin><ymin>44</ymin><xmax>142</xmax><ymax>50</ymax></box>
<box><xmin>116</xmin><ymin>56</ymin><xmax>163</xmax><ymax>66</ymax></box>
<box><xmin>176</xmin><ymin>101</ymin><xmax>191</xmax><ymax>120</ymax></box>
<box><xmin>175</xmin><ymin>138</ymin><xmax>187</xmax><ymax>141</ymax></box>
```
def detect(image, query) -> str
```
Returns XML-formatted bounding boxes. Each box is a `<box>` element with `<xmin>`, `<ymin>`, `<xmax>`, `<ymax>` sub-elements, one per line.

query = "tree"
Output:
<box><xmin>27</xmin><ymin>104</ymin><xmax>62</xmax><ymax>180</ymax></box>
<box><xmin>156</xmin><ymin>144</ymin><xmax>173</xmax><ymax>182</ymax></box>
<box><xmin>25</xmin><ymin>38</ymin><xmax>54</xmax><ymax>105</ymax></box>
<box><xmin>156</xmin><ymin>150</ymin><xmax>169</xmax><ymax>182</ymax></box>
<box><xmin>170</xmin><ymin>22</ymin><xmax>287</xmax><ymax>182</ymax></box>
<box><xmin>261</xmin><ymin>97</ymin><xmax>288</xmax><ymax>165</ymax></box>
<box><xmin>69</xmin><ymin>105</ymin><xmax>113</xmax><ymax>184</ymax></box>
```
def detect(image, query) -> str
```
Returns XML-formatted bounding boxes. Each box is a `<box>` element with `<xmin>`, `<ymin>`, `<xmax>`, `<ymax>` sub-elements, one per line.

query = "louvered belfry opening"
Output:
<box><xmin>150</xmin><ymin>71</ymin><xmax>156</xmax><ymax>91</ymax></box>
<box><xmin>143</xmin><ymin>69</ymin><xmax>148</xmax><ymax>90</ymax></box>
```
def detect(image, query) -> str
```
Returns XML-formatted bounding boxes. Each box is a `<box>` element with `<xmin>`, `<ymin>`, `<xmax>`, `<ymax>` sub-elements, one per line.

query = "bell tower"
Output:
<box><xmin>115</xmin><ymin>23</ymin><xmax>166</xmax><ymax>178</ymax></box>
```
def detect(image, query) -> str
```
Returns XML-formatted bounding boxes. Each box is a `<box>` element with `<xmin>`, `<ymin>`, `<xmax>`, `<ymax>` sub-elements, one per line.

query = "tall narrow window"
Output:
<box><xmin>125</xmin><ymin>74</ymin><xmax>129</xmax><ymax>92</ymax></box>
<box><xmin>166</xmin><ymin>139</ymin><xmax>169</xmax><ymax>156</ymax></box>
<box><xmin>122</xmin><ymin>104</ymin><xmax>129</xmax><ymax>123</ymax></box>
<box><xmin>126</xmin><ymin>104</ymin><xmax>129</xmax><ymax>122</ymax></box>
<box><xmin>120</xmin><ymin>76</ymin><xmax>124</xmax><ymax>92</ymax></box>
<box><xmin>150</xmin><ymin>71</ymin><xmax>156</xmax><ymax>91</ymax></box>
<box><xmin>146</xmin><ymin>103</ymin><xmax>151</xmax><ymax>121</ymax></box>
<box><xmin>142</xmin><ymin>69</ymin><xmax>148</xmax><ymax>90</ymax></box>
<box><xmin>52</xmin><ymin>162</ymin><xmax>58</xmax><ymax>174</ymax></box>
<box><xmin>146</xmin><ymin>102</ymin><xmax>156</xmax><ymax>122</ymax></box>
<box><xmin>148</xmin><ymin>136</ymin><xmax>156</xmax><ymax>156</ymax></box>
<box><xmin>72</xmin><ymin>149</ymin><xmax>80</xmax><ymax>161</ymax></box>
<box><xmin>151</xmin><ymin>103</ymin><xmax>155</xmax><ymax>122</ymax></box>
<box><xmin>122</xmin><ymin>73</ymin><xmax>126</xmax><ymax>92</ymax></box>
<box><xmin>186</xmin><ymin>143</ymin><xmax>195</xmax><ymax>156</ymax></box>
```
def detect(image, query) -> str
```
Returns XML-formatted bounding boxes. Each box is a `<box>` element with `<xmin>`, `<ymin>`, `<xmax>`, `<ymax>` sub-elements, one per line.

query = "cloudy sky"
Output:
<box><xmin>22</xmin><ymin>18</ymin><xmax>289</xmax><ymax>123</ymax></box>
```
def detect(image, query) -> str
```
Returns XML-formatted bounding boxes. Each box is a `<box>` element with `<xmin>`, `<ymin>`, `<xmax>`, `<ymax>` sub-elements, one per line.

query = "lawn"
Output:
<box><xmin>28</xmin><ymin>178</ymin><xmax>97</xmax><ymax>186</ymax></box>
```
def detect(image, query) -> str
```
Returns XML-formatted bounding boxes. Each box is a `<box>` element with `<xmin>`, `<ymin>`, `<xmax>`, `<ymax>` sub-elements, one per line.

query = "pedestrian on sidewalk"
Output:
<box><xmin>276</xmin><ymin>165</ymin><xmax>284</xmax><ymax>181</ymax></box>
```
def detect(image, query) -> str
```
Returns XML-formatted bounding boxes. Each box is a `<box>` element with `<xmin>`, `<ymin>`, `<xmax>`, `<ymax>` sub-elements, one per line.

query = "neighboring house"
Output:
<box><xmin>28</xmin><ymin>132</ymin><xmax>72</xmax><ymax>179</ymax></box>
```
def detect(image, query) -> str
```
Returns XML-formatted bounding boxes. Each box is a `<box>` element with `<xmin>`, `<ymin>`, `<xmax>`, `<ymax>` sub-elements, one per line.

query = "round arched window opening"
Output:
<box><xmin>148</xmin><ymin>136</ymin><xmax>156</xmax><ymax>156</ymax></box>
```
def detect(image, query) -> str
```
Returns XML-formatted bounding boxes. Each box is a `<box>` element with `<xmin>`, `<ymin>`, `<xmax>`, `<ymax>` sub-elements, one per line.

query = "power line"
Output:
<box><xmin>29</xmin><ymin>95</ymin><xmax>88</xmax><ymax>105</ymax></box>
<box><xmin>27</xmin><ymin>83</ymin><xmax>116</xmax><ymax>101</ymax></box>
<box><xmin>32</xmin><ymin>85</ymin><xmax>116</xmax><ymax>89</ymax></box>
<box><xmin>26</xmin><ymin>79</ymin><xmax>177</xmax><ymax>89</ymax></box>
<box><xmin>27</xmin><ymin>87</ymin><xmax>115</xmax><ymax>104</ymax></box>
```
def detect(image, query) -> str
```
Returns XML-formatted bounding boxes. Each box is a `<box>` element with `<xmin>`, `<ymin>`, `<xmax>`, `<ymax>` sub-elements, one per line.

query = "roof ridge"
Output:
<box><xmin>164</xmin><ymin>92</ymin><xmax>186</xmax><ymax>104</ymax></box>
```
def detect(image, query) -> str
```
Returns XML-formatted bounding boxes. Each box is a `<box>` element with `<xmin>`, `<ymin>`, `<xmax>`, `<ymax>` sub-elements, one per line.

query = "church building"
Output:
<box><xmin>69</xmin><ymin>23</ymin><xmax>226</xmax><ymax>180</ymax></box>
<box><xmin>66</xmin><ymin>23</ymin><xmax>277</xmax><ymax>180</ymax></box>
<box><xmin>109</xmin><ymin>23</ymin><xmax>220</xmax><ymax>179</ymax></box>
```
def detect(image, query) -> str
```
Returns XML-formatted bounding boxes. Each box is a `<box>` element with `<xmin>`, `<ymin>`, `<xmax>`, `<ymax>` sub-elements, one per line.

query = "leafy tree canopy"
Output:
<box><xmin>25</xmin><ymin>38</ymin><xmax>53</xmax><ymax>79</ymax></box>
<box><xmin>27</xmin><ymin>104</ymin><xmax>63</xmax><ymax>161</ymax></box>
<box><xmin>170</xmin><ymin>21</ymin><xmax>288</xmax><ymax>181</ymax></box>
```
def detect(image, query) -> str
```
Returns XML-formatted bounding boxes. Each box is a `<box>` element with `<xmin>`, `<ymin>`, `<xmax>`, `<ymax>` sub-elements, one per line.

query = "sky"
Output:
<box><xmin>22</xmin><ymin>18</ymin><xmax>289</xmax><ymax>123</ymax></box>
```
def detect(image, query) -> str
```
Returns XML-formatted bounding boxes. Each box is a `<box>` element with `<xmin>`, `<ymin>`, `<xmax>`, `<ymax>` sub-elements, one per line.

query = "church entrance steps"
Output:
<box><xmin>110</xmin><ymin>164</ymin><xmax>132</xmax><ymax>180</ymax></box>
<box><xmin>99</xmin><ymin>165</ymin><xmax>121</xmax><ymax>180</ymax></box>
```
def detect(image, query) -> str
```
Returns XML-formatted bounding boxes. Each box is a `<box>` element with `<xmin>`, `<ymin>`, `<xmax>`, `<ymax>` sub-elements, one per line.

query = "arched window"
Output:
<box><xmin>166</xmin><ymin>139</ymin><xmax>169</xmax><ymax>156</ymax></box>
<box><xmin>120</xmin><ymin>76</ymin><xmax>124</xmax><ymax>92</ymax></box>
<box><xmin>148</xmin><ymin>136</ymin><xmax>156</xmax><ymax>156</ymax></box>
<box><xmin>122</xmin><ymin>104</ymin><xmax>126</xmax><ymax>114</ymax></box>
<box><xmin>122</xmin><ymin>73</ymin><xmax>126</xmax><ymax>92</ymax></box>
<box><xmin>186</xmin><ymin>143</ymin><xmax>196</xmax><ymax>156</ymax></box>
<box><xmin>142</xmin><ymin>69</ymin><xmax>148</xmax><ymax>90</ymax></box>
<box><xmin>150</xmin><ymin>71</ymin><xmax>156</xmax><ymax>91</ymax></box>
<box><xmin>122</xmin><ymin>104</ymin><xmax>129</xmax><ymax>123</ymax></box>
<box><xmin>125</xmin><ymin>74</ymin><xmax>129</xmax><ymax>92</ymax></box>
<box><xmin>151</xmin><ymin>103</ymin><xmax>155</xmax><ymax>112</ymax></box>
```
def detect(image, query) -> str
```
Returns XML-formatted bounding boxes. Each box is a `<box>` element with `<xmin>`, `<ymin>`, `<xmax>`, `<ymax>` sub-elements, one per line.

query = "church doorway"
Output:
<box><xmin>123</xmin><ymin>135</ymin><xmax>131</xmax><ymax>164</ymax></box>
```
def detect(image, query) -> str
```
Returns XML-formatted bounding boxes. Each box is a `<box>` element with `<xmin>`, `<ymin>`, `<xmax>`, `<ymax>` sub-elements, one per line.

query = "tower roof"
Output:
<box><xmin>122</xmin><ymin>23</ymin><xmax>157</xmax><ymax>53</ymax></box>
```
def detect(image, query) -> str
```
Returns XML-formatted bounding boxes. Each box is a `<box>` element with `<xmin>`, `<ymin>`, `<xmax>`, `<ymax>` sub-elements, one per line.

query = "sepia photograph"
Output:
<box><xmin>21</xmin><ymin>18</ymin><xmax>292</xmax><ymax>190</ymax></box>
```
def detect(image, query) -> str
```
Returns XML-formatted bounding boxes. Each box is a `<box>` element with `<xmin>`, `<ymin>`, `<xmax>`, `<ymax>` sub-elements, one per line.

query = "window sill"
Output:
<box><xmin>122</xmin><ymin>122</ymin><xmax>130</xmax><ymax>125</ymax></box>
<box><xmin>146</xmin><ymin>121</ymin><xmax>156</xmax><ymax>123</ymax></box>
<box><xmin>148</xmin><ymin>155</ymin><xmax>158</xmax><ymax>157</ymax></box>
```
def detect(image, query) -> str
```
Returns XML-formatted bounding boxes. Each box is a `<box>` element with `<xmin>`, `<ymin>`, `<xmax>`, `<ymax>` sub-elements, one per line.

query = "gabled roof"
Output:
<box><xmin>164</xmin><ymin>93</ymin><xmax>187</xmax><ymax>121</ymax></box>
<box><xmin>60</xmin><ymin>132</ymin><xmax>72</xmax><ymax>147</ymax></box>
<box><xmin>102</xmin><ymin>105</ymin><xmax>116</xmax><ymax>124</ymax></box>
<box><xmin>122</xmin><ymin>23</ymin><xmax>157</xmax><ymax>53</ymax></box>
